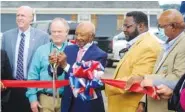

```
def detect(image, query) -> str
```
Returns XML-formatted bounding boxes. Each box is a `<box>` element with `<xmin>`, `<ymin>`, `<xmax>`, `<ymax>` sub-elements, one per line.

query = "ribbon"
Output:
<box><xmin>101</xmin><ymin>79</ymin><xmax>159</xmax><ymax>99</ymax></box>
<box><xmin>1</xmin><ymin>60</ymin><xmax>159</xmax><ymax>100</ymax></box>
<box><xmin>69</xmin><ymin>60</ymin><xmax>104</xmax><ymax>101</ymax></box>
<box><xmin>2</xmin><ymin>80</ymin><xmax>69</xmax><ymax>88</ymax></box>
<box><xmin>1</xmin><ymin>79</ymin><xmax>159</xmax><ymax>99</ymax></box>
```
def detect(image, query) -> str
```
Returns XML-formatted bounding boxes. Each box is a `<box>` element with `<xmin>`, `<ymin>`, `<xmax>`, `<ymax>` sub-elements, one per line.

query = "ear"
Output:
<box><xmin>137</xmin><ymin>23</ymin><xmax>144</xmax><ymax>32</ymax></box>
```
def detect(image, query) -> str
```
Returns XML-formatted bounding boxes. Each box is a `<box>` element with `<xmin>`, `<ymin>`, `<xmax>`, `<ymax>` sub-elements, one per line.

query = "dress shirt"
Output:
<box><xmin>26</xmin><ymin>42</ymin><xmax>67</xmax><ymax>103</ymax></box>
<box><xmin>64</xmin><ymin>42</ymin><xmax>93</xmax><ymax>72</ymax></box>
<box><xmin>157</xmin><ymin>32</ymin><xmax>182</xmax><ymax>69</ymax></box>
<box><xmin>14</xmin><ymin>26</ymin><xmax>31</xmax><ymax>79</ymax></box>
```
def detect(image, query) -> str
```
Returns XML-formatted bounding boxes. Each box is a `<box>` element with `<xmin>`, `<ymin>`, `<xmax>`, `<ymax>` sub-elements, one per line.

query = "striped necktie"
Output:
<box><xmin>16</xmin><ymin>33</ymin><xmax>25</xmax><ymax>80</ymax></box>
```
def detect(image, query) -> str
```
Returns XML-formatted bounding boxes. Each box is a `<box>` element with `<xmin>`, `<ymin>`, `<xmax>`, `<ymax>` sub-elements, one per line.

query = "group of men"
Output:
<box><xmin>1</xmin><ymin>5</ymin><xmax>185</xmax><ymax>112</ymax></box>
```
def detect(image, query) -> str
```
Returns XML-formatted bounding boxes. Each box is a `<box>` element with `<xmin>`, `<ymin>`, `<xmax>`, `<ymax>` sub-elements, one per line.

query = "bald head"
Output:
<box><xmin>16</xmin><ymin>6</ymin><xmax>33</xmax><ymax>31</ymax></box>
<box><xmin>158</xmin><ymin>9</ymin><xmax>185</xmax><ymax>29</ymax></box>
<box><xmin>158</xmin><ymin>9</ymin><xmax>185</xmax><ymax>41</ymax></box>
<box><xmin>75</xmin><ymin>21</ymin><xmax>96</xmax><ymax>48</ymax></box>
<box><xmin>17</xmin><ymin>6</ymin><xmax>33</xmax><ymax>17</ymax></box>
<box><xmin>77</xmin><ymin>21</ymin><xmax>96</xmax><ymax>36</ymax></box>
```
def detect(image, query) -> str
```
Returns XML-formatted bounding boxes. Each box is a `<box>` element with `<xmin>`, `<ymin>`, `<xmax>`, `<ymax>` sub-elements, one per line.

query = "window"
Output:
<box><xmin>78</xmin><ymin>14</ymin><xmax>91</xmax><ymax>22</ymax></box>
<box><xmin>117</xmin><ymin>15</ymin><xmax>124</xmax><ymax>30</ymax></box>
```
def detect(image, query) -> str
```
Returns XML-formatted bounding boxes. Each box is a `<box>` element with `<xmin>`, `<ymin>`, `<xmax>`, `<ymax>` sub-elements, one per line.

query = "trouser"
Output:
<box><xmin>2</xmin><ymin>88</ymin><xmax>32</xmax><ymax>112</ymax></box>
<box><xmin>39</xmin><ymin>94</ymin><xmax>61</xmax><ymax>112</ymax></box>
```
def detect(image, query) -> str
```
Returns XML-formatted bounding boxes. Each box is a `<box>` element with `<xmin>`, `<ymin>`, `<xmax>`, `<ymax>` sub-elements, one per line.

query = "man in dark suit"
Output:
<box><xmin>53</xmin><ymin>21</ymin><xmax>107</xmax><ymax>112</ymax></box>
<box><xmin>1</xmin><ymin>49</ymin><xmax>13</xmax><ymax>111</ymax></box>
<box><xmin>2</xmin><ymin>6</ymin><xmax>49</xmax><ymax>112</ymax></box>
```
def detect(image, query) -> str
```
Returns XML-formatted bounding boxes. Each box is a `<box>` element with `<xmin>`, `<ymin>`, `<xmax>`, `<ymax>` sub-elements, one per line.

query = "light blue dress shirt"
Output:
<box><xmin>26</xmin><ymin>42</ymin><xmax>67</xmax><ymax>103</ymax></box>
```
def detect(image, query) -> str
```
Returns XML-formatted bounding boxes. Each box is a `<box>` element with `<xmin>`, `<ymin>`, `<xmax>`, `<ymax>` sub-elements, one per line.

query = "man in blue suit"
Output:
<box><xmin>57</xmin><ymin>21</ymin><xmax>107</xmax><ymax>112</ymax></box>
<box><xmin>2</xmin><ymin>6</ymin><xmax>49</xmax><ymax>112</ymax></box>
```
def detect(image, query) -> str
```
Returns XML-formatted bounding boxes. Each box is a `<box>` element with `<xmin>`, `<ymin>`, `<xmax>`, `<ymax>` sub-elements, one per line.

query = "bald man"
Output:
<box><xmin>2</xmin><ymin>6</ymin><xmax>49</xmax><ymax>112</ymax></box>
<box><xmin>59</xmin><ymin>21</ymin><xmax>107</xmax><ymax>112</ymax></box>
<box><xmin>134</xmin><ymin>9</ymin><xmax>185</xmax><ymax>112</ymax></box>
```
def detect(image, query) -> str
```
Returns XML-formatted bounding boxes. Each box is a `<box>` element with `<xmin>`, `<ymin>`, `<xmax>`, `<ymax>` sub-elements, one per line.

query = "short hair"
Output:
<box><xmin>126</xmin><ymin>11</ymin><xmax>148</xmax><ymax>27</ymax></box>
<box><xmin>78</xmin><ymin>21</ymin><xmax>96</xmax><ymax>35</ymax></box>
<box><xmin>50</xmin><ymin>18</ymin><xmax>69</xmax><ymax>33</ymax></box>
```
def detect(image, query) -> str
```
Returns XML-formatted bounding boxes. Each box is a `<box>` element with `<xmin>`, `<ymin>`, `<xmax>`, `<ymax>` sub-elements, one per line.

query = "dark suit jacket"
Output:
<box><xmin>1</xmin><ymin>49</ymin><xmax>13</xmax><ymax>103</ymax></box>
<box><xmin>61</xmin><ymin>44</ymin><xmax>107</xmax><ymax>112</ymax></box>
<box><xmin>168</xmin><ymin>74</ymin><xmax>185</xmax><ymax>112</ymax></box>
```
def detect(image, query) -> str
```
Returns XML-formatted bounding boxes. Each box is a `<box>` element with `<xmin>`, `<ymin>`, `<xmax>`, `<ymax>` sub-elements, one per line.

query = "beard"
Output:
<box><xmin>125</xmin><ymin>28</ymin><xmax>139</xmax><ymax>41</ymax></box>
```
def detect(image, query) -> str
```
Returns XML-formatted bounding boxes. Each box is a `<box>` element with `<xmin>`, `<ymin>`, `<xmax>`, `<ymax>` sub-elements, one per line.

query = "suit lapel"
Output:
<box><xmin>11</xmin><ymin>29</ymin><xmax>19</xmax><ymax>68</ymax></box>
<box><xmin>113</xmin><ymin>33</ymin><xmax>147</xmax><ymax>79</ymax></box>
<box><xmin>155</xmin><ymin>32</ymin><xmax>185</xmax><ymax>73</ymax></box>
<box><xmin>82</xmin><ymin>44</ymin><xmax>95</xmax><ymax>61</ymax></box>
<box><xmin>27</xmin><ymin>28</ymin><xmax>35</xmax><ymax>65</ymax></box>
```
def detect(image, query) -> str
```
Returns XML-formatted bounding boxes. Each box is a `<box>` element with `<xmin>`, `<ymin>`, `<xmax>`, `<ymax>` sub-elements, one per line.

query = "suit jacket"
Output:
<box><xmin>1</xmin><ymin>27</ymin><xmax>49</xmax><ymax>112</ymax></box>
<box><xmin>105</xmin><ymin>32</ymin><xmax>161</xmax><ymax>112</ymax></box>
<box><xmin>2</xmin><ymin>27</ymin><xmax>50</xmax><ymax>78</ymax></box>
<box><xmin>1</xmin><ymin>49</ymin><xmax>13</xmax><ymax>103</ymax></box>
<box><xmin>61</xmin><ymin>43</ymin><xmax>107</xmax><ymax>112</ymax></box>
<box><xmin>146</xmin><ymin>32</ymin><xmax>185</xmax><ymax>112</ymax></box>
<box><xmin>168</xmin><ymin>73</ymin><xmax>185</xmax><ymax>112</ymax></box>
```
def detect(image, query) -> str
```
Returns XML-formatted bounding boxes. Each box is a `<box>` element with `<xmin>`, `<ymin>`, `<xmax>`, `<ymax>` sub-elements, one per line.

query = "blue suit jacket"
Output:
<box><xmin>61</xmin><ymin>43</ymin><xmax>107</xmax><ymax>112</ymax></box>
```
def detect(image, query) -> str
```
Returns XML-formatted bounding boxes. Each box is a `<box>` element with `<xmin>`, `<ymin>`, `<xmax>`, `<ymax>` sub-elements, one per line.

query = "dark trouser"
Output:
<box><xmin>2</xmin><ymin>88</ymin><xmax>32</xmax><ymax>112</ymax></box>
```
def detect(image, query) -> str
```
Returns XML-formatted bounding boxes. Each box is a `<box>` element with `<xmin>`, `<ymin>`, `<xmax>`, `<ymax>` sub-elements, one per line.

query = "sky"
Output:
<box><xmin>158</xmin><ymin>0</ymin><xmax>182</xmax><ymax>5</ymax></box>
<box><xmin>2</xmin><ymin>0</ymin><xmax>183</xmax><ymax>5</ymax></box>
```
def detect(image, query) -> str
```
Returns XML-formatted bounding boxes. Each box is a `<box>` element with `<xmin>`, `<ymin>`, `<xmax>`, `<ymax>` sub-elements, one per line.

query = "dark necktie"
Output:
<box><xmin>16</xmin><ymin>33</ymin><xmax>25</xmax><ymax>80</ymax></box>
<box><xmin>119</xmin><ymin>43</ymin><xmax>131</xmax><ymax>57</ymax></box>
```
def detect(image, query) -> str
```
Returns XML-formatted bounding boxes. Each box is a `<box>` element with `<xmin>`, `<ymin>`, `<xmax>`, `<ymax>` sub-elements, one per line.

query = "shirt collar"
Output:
<box><xmin>128</xmin><ymin>31</ymin><xmax>148</xmax><ymax>46</ymax></box>
<box><xmin>18</xmin><ymin>26</ymin><xmax>31</xmax><ymax>36</ymax></box>
<box><xmin>80</xmin><ymin>42</ymin><xmax>93</xmax><ymax>50</ymax></box>
<box><xmin>163</xmin><ymin>31</ymin><xmax>183</xmax><ymax>51</ymax></box>
<box><xmin>52</xmin><ymin>41</ymin><xmax>67</xmax><ymax>51</ymax></box>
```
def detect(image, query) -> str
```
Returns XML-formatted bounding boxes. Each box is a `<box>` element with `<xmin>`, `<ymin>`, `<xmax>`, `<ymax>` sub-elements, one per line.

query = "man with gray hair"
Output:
<box><xmin>26</xmin><ymin>18</ymin><xmax>70</xmax><ymax>112</ymax></box>
<box><xmin>2</xmin><ymin>6</ymin><xmax>49</xmax><ymax>112</ymax></box>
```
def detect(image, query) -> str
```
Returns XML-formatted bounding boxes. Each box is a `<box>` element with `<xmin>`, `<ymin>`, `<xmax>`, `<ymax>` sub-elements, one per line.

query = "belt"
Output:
<box><xmin>39</xmin><ymin>92</ymin><xmax>63</xmax><ymax>98</ymax></box>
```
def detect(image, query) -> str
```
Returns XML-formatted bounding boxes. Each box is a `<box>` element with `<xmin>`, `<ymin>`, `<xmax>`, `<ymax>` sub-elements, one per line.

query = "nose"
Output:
<box><xmin>122</xmin><ymin>26</ymin><xmax>127</xmax><ymax>32</ymax></box>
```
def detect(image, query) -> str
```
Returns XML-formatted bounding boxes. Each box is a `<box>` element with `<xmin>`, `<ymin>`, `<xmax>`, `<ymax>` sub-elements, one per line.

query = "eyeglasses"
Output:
<box><xmin>122</xmin><ymin>23</ymin><xmax>135</xmax><ymax>29</ymax></box>
<box><xmin>157</xmin><ymin>24</ymin><xmax>172</xmax><ymax>31</ymax></box>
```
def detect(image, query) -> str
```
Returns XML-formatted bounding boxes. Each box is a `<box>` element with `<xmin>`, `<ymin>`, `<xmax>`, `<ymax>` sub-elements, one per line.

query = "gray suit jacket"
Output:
<box><xmin>2</xmin><ymin>27</ymin><xmax>50</xmax><ymax>78</ymax></box>
<box><xmin>145</xmin><ymin>31</ymin><xmax>185</xmax><ymax>112</ymax></box>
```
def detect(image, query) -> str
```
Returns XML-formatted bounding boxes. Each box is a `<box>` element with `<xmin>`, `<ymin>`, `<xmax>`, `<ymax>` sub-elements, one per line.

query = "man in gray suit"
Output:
<box><xmin>2</xmin><ymin>6</ymin><xmax>49</xmax><ymax>112</ymax></box>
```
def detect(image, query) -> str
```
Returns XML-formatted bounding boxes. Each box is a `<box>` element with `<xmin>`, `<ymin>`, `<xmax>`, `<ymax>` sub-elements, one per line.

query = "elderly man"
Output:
<box><xmin>2</xmin><ymin>6</ymin><xmax>49</xmax><ymax>112</ymax></box>
<box><xmin>26</xmin><ymin>18</ymin><xmax>69</xmax><ymax>112</ymax></box>
<box><xmin>105</xmin><ymin>11</ymin><xmax>162</xmax><ymax>112</ymax></box>
<box><xmin>58</xmin><ymin>21</ymin><xmax>107</xmax><ymax>112</ymax></box>
<box><xmin>134</xmin><ymin>9</ymin><xmax>185</xmax><ymax>112</ymax></box>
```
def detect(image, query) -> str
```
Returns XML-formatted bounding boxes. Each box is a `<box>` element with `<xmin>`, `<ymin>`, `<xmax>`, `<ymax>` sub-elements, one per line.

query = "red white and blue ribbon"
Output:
<box><xmin>69</xmin><ymin>60</ymin><xmax>104</xmax><ymax>101</ymax></box>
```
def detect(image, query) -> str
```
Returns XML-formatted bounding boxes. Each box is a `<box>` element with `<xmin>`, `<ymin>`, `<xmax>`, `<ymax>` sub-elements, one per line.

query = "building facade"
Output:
<box><xmin>1</xmin><ymin>1</ymin><xmax>163</xmax><ymax>37</ymax></box>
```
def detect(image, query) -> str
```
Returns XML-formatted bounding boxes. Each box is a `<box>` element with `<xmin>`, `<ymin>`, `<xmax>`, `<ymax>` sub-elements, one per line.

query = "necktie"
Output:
<box><xmin>76</xmin><ymin>48</ymin><xmax>85</xmax><ymax>62</ymax></box>
<box><xmin>16</xmin><ymin>33</ymin><xmax>25</xmax><ymax>80</ymax></box>
<box><xmin>119</xmin><ymin>43</ymin><xmax>131</xmax><ymax>56</ymax></box>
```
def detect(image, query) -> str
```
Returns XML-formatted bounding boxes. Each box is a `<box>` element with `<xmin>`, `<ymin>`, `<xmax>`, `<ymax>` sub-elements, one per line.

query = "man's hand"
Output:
<box><xmin>57</xmin><ymin>52</ymin><xmax>67</xmax><ymax>68</ymax></box>
<box><xmin>125</xmin><ymin>75</ymin><xmax>144</xmax><ymax>90</ymax></box>
<box><xmin>0</xmin><ymin>81</ymin><xmax>6</xmax><ymax>91</ymax></box>
<box><xmin>140</xmin><ymin>78</ymin><xmax>154</xmax><ymax>87</ymax></box>
<box><xmin>31</xmin><ymin>101</ymin><xmax>42</xmax><ymax>112</ymax></box>
<box><xmin>136</xmin><ymin>102</ymin><xmax>145</xmax><ymax>112</ymax></box>
<box><xmin>156</xmin><ymin>84</ymin><xmax>173</xmax><ymax>100</ymax></box>
<box><xmin>49</xmin><ymin>49</ymin><xmax>58</xmax><ymax>65</ymax></box>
